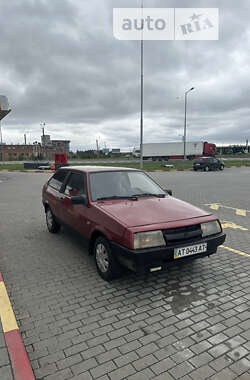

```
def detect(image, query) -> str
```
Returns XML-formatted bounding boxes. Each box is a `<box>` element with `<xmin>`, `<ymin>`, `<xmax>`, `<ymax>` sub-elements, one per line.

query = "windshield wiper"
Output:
<box><xmin>131</xmin><ymin>193</ymin><xmax>166</xmax><ymax>198</ymax></box>
<box><xmin>96</xmin><ymin>195</ymin><xmax>138</xmax><ymax>201</ymax></box>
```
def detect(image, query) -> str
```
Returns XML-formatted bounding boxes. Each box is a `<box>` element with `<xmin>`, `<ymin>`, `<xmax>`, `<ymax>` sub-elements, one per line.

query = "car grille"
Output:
<box><xmin>163</xmin><ymin>224</ymin><xmax>202</xmax><ymax>246</ymax></box>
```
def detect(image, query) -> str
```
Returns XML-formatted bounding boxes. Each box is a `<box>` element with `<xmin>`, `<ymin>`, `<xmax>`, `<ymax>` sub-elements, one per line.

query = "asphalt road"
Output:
<box><xmin>0</xmin><ymin>168</ymin><xmax>250</xmax><ymax>380</ymax></box>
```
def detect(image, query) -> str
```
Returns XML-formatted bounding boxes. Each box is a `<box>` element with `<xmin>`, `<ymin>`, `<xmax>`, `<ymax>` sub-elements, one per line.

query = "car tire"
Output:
<box><xmin>94</xmin><ymin>236</ymin><xmax>123</xmax><ymax>281</ymax></box>
<box><xmin>46</xmin><ymin>207</ymin><xmax>61</xmax><ymax>233</ymax></box>
<box><xmin>219</xmin><ymin>164</ymin><xmax>224</xmax><ymax>170</ymax></box>
<box><xmin>193</xmin><ymin>168</ymin><xmax>197</xmax><ymax>171</ymax></box>
<box><xmin>204</xmin><ymin>166</ymin><xmax>209</xmax><ymax>172</ymax></box>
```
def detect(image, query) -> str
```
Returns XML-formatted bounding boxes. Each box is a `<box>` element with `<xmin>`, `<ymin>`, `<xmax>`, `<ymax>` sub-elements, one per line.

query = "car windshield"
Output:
<box><xmin>89</xmin><ymin>171</ymin><xmax>166</xmax><ymax>201</ymax></box>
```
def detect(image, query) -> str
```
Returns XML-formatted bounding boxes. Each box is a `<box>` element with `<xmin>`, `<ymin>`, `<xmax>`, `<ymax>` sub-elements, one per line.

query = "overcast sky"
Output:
<box><xmin>0</xmin><ymin>0</ymin><xmax>249</xmax><ymax>151</ymax></box>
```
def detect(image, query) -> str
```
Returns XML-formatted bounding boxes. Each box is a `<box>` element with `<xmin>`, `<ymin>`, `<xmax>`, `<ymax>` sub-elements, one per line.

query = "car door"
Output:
<box><xmin>46</xmin><ymin>170</ymin><xmax>69</xmax><ymax>221</ymax></box>
<box><xmin>206</xmin><ymin>157</ymin><xmax>213</xmax><ymax>170</ymax></box>
<box><xmin>60</xmin><ymin>171</ymin><xmax>91</xmax><ymax>237</ymax></box>
<box><xmin>212</xmin><ymin>158</ymin><xmax>219</xmax><ymax>170</ymax></box>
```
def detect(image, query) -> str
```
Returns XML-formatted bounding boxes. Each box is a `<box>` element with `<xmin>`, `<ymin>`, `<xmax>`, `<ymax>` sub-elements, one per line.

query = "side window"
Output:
<box><xmin>48</xmin><ymin>170</ymin><xmax>68</xmax><ymax>191</ymax></box>
<box><xmin>65</xmin><ymin>172</ymin><xmax>86</xmax><ymax>197</ymax></box>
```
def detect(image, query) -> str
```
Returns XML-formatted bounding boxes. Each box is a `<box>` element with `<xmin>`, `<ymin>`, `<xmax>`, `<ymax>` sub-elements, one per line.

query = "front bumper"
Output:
<box><xmin>111</xmin><ymin>232</ymin><xmax>226</xmax><ymax>273</ymax></box>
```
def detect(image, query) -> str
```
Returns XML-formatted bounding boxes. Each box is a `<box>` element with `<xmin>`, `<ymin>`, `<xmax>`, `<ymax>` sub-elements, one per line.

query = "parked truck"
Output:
<box><xmin>142</xmin><ymin>142</ymin><xmax>216</xmax><ymax>161</ymax></box>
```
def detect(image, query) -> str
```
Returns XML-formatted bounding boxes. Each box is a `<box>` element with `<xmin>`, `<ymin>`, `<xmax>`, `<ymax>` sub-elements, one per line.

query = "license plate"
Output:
<box><xmin>174</xmin><ymin>243</ymin><xmax>207</xmax><ymax>259</ymax></box>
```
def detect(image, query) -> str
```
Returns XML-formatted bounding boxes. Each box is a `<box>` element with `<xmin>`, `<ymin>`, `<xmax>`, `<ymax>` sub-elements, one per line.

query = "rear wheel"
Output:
<box><xmin>94</xmin><ymin>236</ymin><xmax>123</xmax><ymax>281</ymax></box>
<box><xmin>204</xmin><ymin>166</ymin><xmax>209</xmax><ymax>172</ymax></box>
<box><xmin>46</xmin><ymin>207</ymin><xmax>61</xmax><ymax>233</ymax></box>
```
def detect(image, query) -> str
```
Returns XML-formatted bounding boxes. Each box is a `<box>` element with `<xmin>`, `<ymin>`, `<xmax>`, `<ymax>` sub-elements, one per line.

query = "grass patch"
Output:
<box><xmin>0</xmin><ymin>164</ymin><xmax>24</xmax><ymax>170</ymax></box>
<box><xmin>0</xmin><ymin>160</ymin><xmax>249</xmax><ymax>172</ymax></box>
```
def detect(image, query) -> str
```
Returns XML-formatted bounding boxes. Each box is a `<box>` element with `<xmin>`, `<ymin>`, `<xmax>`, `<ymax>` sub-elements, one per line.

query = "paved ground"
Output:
<box><xmin>0</xmin><ymin>321</ymin><xmax>14</xmax><ymax>380</ymax></box>
<box><xmin>0</xmin><ymin>168</ymin><xmax>250</xmax><ymax>380</ymax></box>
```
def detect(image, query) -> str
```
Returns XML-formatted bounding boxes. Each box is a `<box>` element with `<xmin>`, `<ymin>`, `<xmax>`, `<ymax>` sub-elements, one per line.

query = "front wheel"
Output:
<box><xmin>46</xmin><ymin>207</ymin><xmax>61</xmax><ymax>233</ymax></box>
<box><xmin>94</xmin><ymin>236</ymin><xmax>123</xmax><ymax>281</ymax></box>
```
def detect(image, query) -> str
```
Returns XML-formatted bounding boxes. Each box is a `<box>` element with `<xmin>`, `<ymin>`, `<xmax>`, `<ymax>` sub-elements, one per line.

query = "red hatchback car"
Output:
<box><xmin>42</xmin><ymin>166</ymin><xmax>226</xmax><ymax>280</ymax></box>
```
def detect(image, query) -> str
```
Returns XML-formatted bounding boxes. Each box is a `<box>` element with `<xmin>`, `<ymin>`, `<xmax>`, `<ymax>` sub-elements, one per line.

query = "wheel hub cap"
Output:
<box><xmin>96</xmin><ymin>243</ymin><xmax>109</xmax><ymax>273</ymax></box>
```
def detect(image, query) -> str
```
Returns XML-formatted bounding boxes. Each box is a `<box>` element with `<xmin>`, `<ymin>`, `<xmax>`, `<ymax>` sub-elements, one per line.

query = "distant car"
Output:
<box><xmin>42</xmin><ymin>166</ymin><xmax>225</xmax><ymax>280</ymax></box>
<box><xmin>193</xmin><ymin>157</ymin><xmax>224</xmax><ymax>172</ymax></box>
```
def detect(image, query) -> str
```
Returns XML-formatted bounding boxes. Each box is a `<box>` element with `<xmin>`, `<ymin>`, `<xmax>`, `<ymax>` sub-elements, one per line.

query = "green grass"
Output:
<box><xmin>0</xmin><ymin>160</ymin><xmax>250</xmax><ymax>172</ymax></box>
<box><xmin>0</xmin><ymin>164</ymin><xmax>24</xmax><ymax>170</ymax></box>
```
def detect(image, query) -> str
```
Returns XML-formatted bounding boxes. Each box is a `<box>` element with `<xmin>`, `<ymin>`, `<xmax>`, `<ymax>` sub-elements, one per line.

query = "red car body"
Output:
<box><xmin>42</xmin><ymin>166</ymin><xmax>226</xmax><ymax>279</ymax></box>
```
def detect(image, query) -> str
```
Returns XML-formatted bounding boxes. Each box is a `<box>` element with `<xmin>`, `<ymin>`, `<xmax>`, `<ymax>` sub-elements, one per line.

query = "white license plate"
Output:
<box><xmin>174</xmin><ymin>243</ymin><xmax>207</xmax><ymax>259</ymax></box>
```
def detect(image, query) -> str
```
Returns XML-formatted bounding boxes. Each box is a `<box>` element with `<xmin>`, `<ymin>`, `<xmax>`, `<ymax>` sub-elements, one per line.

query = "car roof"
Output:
<box><xmin>58</xmin><ymin>166</ymin><xmax>140</xmax><ymax>173</ymax></box>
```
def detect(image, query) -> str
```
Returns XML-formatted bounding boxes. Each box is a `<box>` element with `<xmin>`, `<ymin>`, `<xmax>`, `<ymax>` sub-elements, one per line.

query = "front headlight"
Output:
<box><xmin>201</xmin><ymin>220</ymin><xmax>221</xmax><ymax>237</ymax></box>
<box><xmin>134</xmin><ymin>230</ymin><xmax>166</xmax><ymax>250</ymax></box>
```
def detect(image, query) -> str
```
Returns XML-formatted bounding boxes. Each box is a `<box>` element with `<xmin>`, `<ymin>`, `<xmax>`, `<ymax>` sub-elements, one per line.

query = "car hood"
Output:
<box><xmin>95</xmin><ymin>196</ymin><xmax>211</xmax><ymax>228</ymax></box>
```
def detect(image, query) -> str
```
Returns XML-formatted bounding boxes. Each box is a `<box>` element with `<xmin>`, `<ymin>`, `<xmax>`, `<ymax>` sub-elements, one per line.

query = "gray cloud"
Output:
<box><xmin>0</xmin><ymin>0</ymin><xmax>249</xmax><ymax>150</ymax></box>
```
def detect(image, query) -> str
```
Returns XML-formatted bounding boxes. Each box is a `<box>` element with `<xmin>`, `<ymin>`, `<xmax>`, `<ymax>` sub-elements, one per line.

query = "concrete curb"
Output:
<box><xmin>0</xmin><ymin>273</ymin><xmax>35</xmax><ymax>380</ymax></box>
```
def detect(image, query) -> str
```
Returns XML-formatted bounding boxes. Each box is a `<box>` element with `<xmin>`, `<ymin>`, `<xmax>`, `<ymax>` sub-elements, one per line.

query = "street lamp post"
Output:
<box><xmin>139</xmin><ymin>0</ymin><xmax>144</xmax><ymax>169</ymax></box>
<box><xmin>183</xmin><ymin>87</ymin><xmax>194</xmax><ymax>160</ymax></box>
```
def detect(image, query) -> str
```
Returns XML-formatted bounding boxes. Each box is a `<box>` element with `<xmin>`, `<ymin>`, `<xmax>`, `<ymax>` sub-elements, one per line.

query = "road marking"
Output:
<box><xmin>221</xmin><ymin>245</ymin><xmax>250</xmax><ymax>258</ymax></box>
<box><xmin>209</xmin><ymin>203</ymin><xmax>219</xmax><ymax>210</ymax></box>
<box><xmin>221</xmin><ymin>222</ymin><xmax>248</xmax><ymax>231</ymax></box>
<box><xmin>236</xmin><ymin>209</ymin><xmax>247</xmax><ymax>216</ymax></box>
<box><xmin>0</xmin><ymin>281</ymin><xmax>18</xmax><ymax>333</ymax></box>
<box><xmin>205</xmin><ymin>203</ymin><xmax>249</xmax><ymax>216</ymax></box>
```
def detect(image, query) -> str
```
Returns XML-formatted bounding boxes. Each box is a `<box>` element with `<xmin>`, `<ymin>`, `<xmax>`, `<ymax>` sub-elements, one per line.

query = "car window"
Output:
<box><xmin>89</xmin><ymin>171</ymin><xmax>165</xmax><ymax>201</ymax></box>
<box><xmin>48</xmin><ymin>170</ymin><xmax>68</xmax><ymax>191</ymax></box>
<box><xmin>64</xmin><ymin>172</ymin><xmax>86</xmax><ymax>197</ymax></box>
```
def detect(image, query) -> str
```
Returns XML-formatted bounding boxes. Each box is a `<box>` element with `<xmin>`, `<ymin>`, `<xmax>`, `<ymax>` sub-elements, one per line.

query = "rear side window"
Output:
<box><xmin>65</xmin><ymin>172</ymin><xmax>86</xmax><ymax>197</ymax></box>
<box><xmin>48</xmin><ymin>170</ymin><xmax>68</xmax><ymax>191</ymax></box>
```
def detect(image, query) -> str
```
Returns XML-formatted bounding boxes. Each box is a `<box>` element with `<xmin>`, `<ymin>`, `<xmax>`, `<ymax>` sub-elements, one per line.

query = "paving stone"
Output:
<box><xmin>90</xmin><ymin>360</ymin><xmax>117</xmax><ymax>379</ymax></box>
<box><xmin>189</xmin><ymin>364</ymin><xmax>215</xmax><ymax>380</ymax></box>
<box><xmin>227</xmin><ymin>346</ymin><xmax>249</xmax><ymax>361</ymax></box>
<box><xmin>229</xmin><ymin>357</ymin><xmax>250</xmax><ymax>376</ymax></box>
<box><xmin>210</xmin><ymin>355</ymin><xmax>233</xmax><ymax>371</ymax></box>
<box><xmin>169</xmin><ymin>361</ymin><xmax>195</xmax><ymax>379</ymax></box>
<box><xmin>127</xmin><ymin>367</ymin><xmax>155</xmax><ymax>380</ymax></box>
<box><xmin>0</xmin><ymin>348</ymin><xmax>11</xmax><ymax>367</ymax></box>
<box><xmin>0</xmin><ymin>365</ymin><xmax>14</xmax><ymax>380</ymax></box>
<box><xmin>96</xmin><ymin>349</ymin><xmax>120</xmax><ymax>364</ymax></box>
<box><xmin>150</xmin><ymin>357</ymin><xmax>176</xmax><ymax>375</ymax></box>
<box><xmin>44</xmin><ymin>368</ymin><xmax>73</xmax><ymax>380</ymax></box>
<box><xmin>109</xmin><ymin>364</ymin><xmax>136</xmax><ymax>380</ymax></box>
<box><xmin>57</xmin><ymin>353</ymin><xmax>82</xmax><ymax>370</ymax></box>
<box><xmin>189</xmin><ymin>352</ymin><xmax>213</xmax><ymax>368</ymax></box>
<box><xmin>133</xmin><ymin>354</ymin><xmax>158</xmax><ymax>371</ymax></box>
<box><xmin>209</xmin><ymin>343</ymin><xmax>231</xmax><ymax>358</ymax></box>
<box><xmin>71</xmin><ymin>358</ymin><xmax>98</xmax><ymax>375</ymax></box>
<box><xmin>210</xmin><ymin>367</ymin><xmax>238</xmax><ymax>380</ymax></box>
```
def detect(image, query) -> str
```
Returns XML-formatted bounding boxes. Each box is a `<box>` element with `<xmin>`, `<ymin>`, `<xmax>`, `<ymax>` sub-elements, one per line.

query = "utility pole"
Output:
<box><xmin>140</xmin><ymin>0</ymin><xmax>144</xmax><ymax>169</ymax></box>
<box><xmin>0</xmin><ymin>121</ymin><xmax>2</xmax><ymax>145</ymax></box>
<box><xmin>183</xmin><ymin>87</ymin><xmax>195</xmax><ymax>160</ymax></box>
<box><xmin>24</xmin><ymin>133</ymin><xmax>27</xmax><ymax>145</ymax></box>
<box><xmin>40</xmin><ymin>122</ymin><xmax>46</xmax><ymax>159</ymax></box>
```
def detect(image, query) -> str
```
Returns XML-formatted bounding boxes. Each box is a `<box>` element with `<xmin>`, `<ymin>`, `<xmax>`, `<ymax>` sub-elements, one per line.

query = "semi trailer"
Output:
<box><xmin>142</xmin><ymin>142</ymin><xmax>216</xmax><ymax>161</ymax></box>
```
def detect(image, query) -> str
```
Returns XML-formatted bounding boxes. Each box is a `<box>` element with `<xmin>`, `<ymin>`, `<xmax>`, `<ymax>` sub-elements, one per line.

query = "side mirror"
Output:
<box><xmin>164</xmin><ymin>189</ymin><xmax>172</xmax><ymax>196</ymax></box>
<box><xmin>71</xmin><ymin>195</ymin><xmax>88</xmax><ymax>205</ymax></box>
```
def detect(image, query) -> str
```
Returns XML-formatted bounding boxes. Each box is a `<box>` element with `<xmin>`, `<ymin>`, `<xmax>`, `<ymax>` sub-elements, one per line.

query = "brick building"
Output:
<box><xmin>0</xmin><ymin>138</ymin><xmax>70</xmax><ymax>161</ymax></box>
